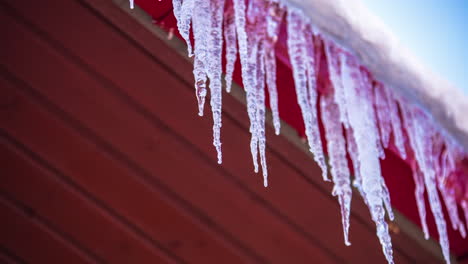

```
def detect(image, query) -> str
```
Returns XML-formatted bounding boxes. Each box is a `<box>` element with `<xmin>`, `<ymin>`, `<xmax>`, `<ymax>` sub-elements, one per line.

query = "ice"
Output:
<box><xmin>411</xmin><ymin>162</ymin><xmax>430</xmax><ymax>239</ymax></box>
<box><xmin>223</xmin><ymin>7</ymin><xmax>237</xmax><ymax>93</ymax></box>
<box><xmin>255</xmin><ymin>41</ymin><xmax>268</xmax><ymax>186</ymax></box>
<box><xmin>321</xmin><ymin>93</ymin><xmax>352</xmax><ymax>245</ymax></box>
<box><xmin>374</xmin><ymin>83</ymin><xmax>391</xmax><ymax>148</ymax></box>
<box><xmin>462</xmin><ymin>201</ymin><xmax>468</xmax><ymax>232</ymax></box>
<box><xmin>264</xmin><ymin>1</ymin><xmax>284</xmax><ymax>135</ymax></box>
<box><xmin>439</xmin><ymin>150</ymin><xmax>466</xmax><ymax>238</ymax></box>
<box><xmin>206</xmin><ymin>0</ymin><xmax>226</xmax><ymax>164</ymax></box>
<box><xmin>287</xmin><ymin>9</ymin><xmax>328</xmax><ymax>182</ymax></box>
<box><xmin>177</xmin><ymin>0</ymin><xmax>195</xmax><ymax>57</ymax></box>
<box><xmin>192</xmin><ymin>0</ymin><xmax>210</xmax><ymax>116</ymax></box>
<box><xmin>324</xmin><ymin>40</ymin><xmax>349</xmax><ymax>129</ymax></box>
<box><xmin>341</xmin><ymin>53</ymin><xmax>394</xmax><ymax>264</ymax></box>
<box><xmin>232</xmin><ymin>0</ymin><xmax>262</xmax><ymax>175</ymax></box>
<box><xmin>402</xmin><ymin>106</ymin><xmax>451</xmax><ymax>264</ymax></box>
<box><xmin>386</xmin><ymin>88</ymin><xmax>407</xmax><ymax>159</ymax></box>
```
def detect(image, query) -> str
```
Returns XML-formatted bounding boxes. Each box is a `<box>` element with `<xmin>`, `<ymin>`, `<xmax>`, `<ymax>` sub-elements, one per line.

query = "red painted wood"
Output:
<box><xmin>0</xmin><ymin>196</ymin><xmax>94</xmax><ymax>264</ymax></box>
<box><xmin>0</xmin><ymin>77</ymin><xmax>246</xmax><ymax>264</ymax></box>
<box><xmin>0</xmin><ymin>139</ymin><xmax>175</xmax><ymax>264</ymax></box>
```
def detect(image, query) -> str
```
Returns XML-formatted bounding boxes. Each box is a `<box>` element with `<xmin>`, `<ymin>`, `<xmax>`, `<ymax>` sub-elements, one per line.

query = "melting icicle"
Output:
<box><xmin>321</xmin><ymin>93</ymin><xmax>352</xmax><ymax>246</ymax></box>
<box><xmin>324</xmin><ymin>41</ymin><xmax>349</xmax><ymax>129</ymax></box>
<box><xmin>232</xmin><ymin>0</ymin><xmax>261</xmax><ymax>175</ymax></box>
<box><xmin>256</xmin><ymin>41</ymin><xmax>268</xmax><ymax>186</ymax></box>
<box><xmin>462</xmin><ymin>201</ymin><xmax>468</xmax><ymax>232</ymax></box>
<box><xmin>264</xmin><ymin>1</ymin><xmax>284</xmax><ymax>135</ymax></box>
<box><xmin>224</xmin><ymin>7</ymin><xmax>237</xmax><ymax>93</ymax></box>
<box><xmin>346</xmin><ymin>127</ymin><xmax>365</xmax><ymax>199</ymax></box>
<box><xmin>374</xmin><ymin>83</ymin><xmax>391</xmax><ymax>148</ymax></box>
<box><xmin>402</xmin><ymin>106</ymin><xmax>451</xmax><ymax>264</ymax></box>
<box><xmin>176</xmin><ymin>0</ymin><xmax>195</xmax><ymax>57</ymax></box>
<box><xmin>386</xmin><ymin>88</ymin><xmax>407</xmax><ymax>159</ymax></box>
<box><xmin>287</xmin><ymin>9</ymin><xmax>328</xmax><ymax>182</ymax></box>
<box><xmin>361</xmin><ymin>70</ymin><xmax>386</xmax><ymax>160</ymax></box>
<box><xmin>341</xmin><ymin>53</ymin><xmax>394</xmax><ymax>264</ymax></box>
<box><xmin>206</xmin><ymin>0</ymin><xmax>226</xmax><ymax>164</ymax></box>
<box><xmin>192</xmin><ymin>0</ymin><xmax>210</xmax><ymax>116</ymax></box>
<box><xmin>439</xmin><ymin>185</ymin><xmax>467</xmax><ymax>238</ymax></box>
<box><xmin>439</xmin><ymin>149</ymin><xmax>466</xmax><ymax>238</ymax></box>
<box><xmin>411</xmin><ymin>162</ymin><xmax>430</xmax><ymax>239</ymax></box>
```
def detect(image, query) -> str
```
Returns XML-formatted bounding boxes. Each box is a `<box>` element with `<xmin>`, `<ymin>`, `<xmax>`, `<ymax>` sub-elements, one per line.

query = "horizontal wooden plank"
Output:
<box><xmin>0</xmin><ymin>194</ymin><xmax>95</xmax><ymax>264</ymax></box>
<box><xmin>0</xmin><ymin>6</ymin><xmax>338</xmax><ymax>264</ymax></box>
<box><xmin>0</xmin><ymin>246</ymin><xmax>25</xmax><ymax>264</ymax></box>
<box><xmin>0</xmin><ymin>74</ymin><xmax>248</xmax><ymax>264</ymax></box>
<box><xmin>0</xmin><ymin>137</ymin><xmax>175</xmax><ymax>264</ymax></box>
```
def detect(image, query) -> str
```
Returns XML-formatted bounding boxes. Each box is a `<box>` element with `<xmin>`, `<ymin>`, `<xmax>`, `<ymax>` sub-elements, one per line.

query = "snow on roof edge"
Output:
<box><xmin>282</xmin><ymin>0</ymin><xmax>468</xmax><ymax>151</ymax></box>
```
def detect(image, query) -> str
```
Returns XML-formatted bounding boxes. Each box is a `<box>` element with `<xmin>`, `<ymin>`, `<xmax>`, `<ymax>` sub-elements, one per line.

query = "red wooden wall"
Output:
<box><xmin>0</xmin><ymin>0</ymin><xmax>463</xmax><ymax>263</ymax></box>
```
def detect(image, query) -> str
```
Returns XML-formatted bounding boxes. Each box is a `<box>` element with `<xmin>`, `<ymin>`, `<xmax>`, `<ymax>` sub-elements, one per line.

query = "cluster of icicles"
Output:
<box><xmin>130</xmin><ymin>0</ymin><xmax>468</xmax><ymax>263</ymax></box>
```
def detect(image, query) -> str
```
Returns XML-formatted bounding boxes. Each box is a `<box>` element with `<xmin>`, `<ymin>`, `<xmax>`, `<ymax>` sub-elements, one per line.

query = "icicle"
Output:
<box><xmin>381</xmin><ymin>181</ymin><xmax>394</xmax><ymax>221</ymax></box>
<box><xmin>287</xmin><ymin>9</ymin><xmax>329</xmax><ymax>182</ymax></box>
<box><xmin>374</xmin><ymin>83</ymin><xmax>392</xmax><ymax>148</ymax></box>
<box><xmin>439</xmin><ymin>149</ymin><xmax>466</xmax><ymax>238</ymax></box>
<box><xmin>232</xmin><ymin>0</ymin><xmax>261</xmax><ymax>174</ymax></box>
<box><xmin>361</xmin><ymin>70</ymin><xmax>385</xmax><ymax>160</ymax></box>
<box><xmin>264</xmin><ymin>1</ymin><xmax>284</xmax><ymax>135</ymax></box>
<box><xmin>191</xmin><ymin>0</ymin><xmax>211</xmax><ymax>117</ymax></box>
<box><xmin>172</xmin><ymin>0</ymin><xmax>182</xmax><ymax>24</ymax></box>
<box><xmin>256</xmin><ymin>41</ymin><xmax>268</xmax><ymax>186</ymax></box>
<box><xmin>206</xmin><ymin>0</ymin><xmax>226</xmax><ymax>164</ymax></box>
<box><xmin>324</xmin><ymin>41</ymin><xmax>349</xmax><ymax>129</ymax></box>
<box><xmin>402</xmin><ymin>106</ymin><xmax>451</xmax><ymax>264</ymax></box>
<box><xmin>440</xmin><ymin>186</ymin><xmax>466</xmax><ymax>238</ymax></box>
<box><xmin>321</xmin><ymin>93</ymin><xmax>352</xmax><ymax>246</ymax></box>
<box><xmin>341</xmin><ymin>53</ymin><xmax>394</xmax><ymax>264</ymax></box>
<box><xmin>304</xmin><ymin>24</ymin><xmax>328</xmax><ymax>181</ymax></box>
<box><xmin>462</xmin><ymin>201</ymin><xmax>468</xmax><ymax>232</ymax></box>
<box><xmin>346</xmin><ymin>128</ymin><xmax>365</xmax><ymax>198</ymax></box>
<box><xmin>411</xmin><ymin>162</ymin><xmax>430</xmax><ymax>239</ymax></box>
<box><xmin>175</xmin><ymin>0</ymin><xmax>195</xmax><ymax>57</ymax></box>
<box><xmin>224</xmin><ymin>7</ymin><xmax>237</xmax><ymax>93</ymax></box>
<box><xmin>386</xmin><ymin>87</ymin><xmax>407</xmax><ymax>159</ymax></box>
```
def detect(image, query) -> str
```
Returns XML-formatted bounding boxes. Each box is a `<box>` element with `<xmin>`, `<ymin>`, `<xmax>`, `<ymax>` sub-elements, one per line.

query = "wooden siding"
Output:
<box><xmin>0</xmin><ymin>0</ymin><xmax>454</xmax><ymax>263</ymax></box>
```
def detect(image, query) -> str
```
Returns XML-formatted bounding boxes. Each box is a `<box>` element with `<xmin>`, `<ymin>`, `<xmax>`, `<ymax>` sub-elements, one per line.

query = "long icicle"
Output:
<box><xmin>411</xmin><ymin>161</ymin><xmax>430</xmax><ymax>239</ymax></box>
<box><xmin>341</xmin><ymin>53</ymin><xmax>394</xmax><ymax>264</ymax></box>
<box><xmin>264</xmin><ymin>1</ymin><xmax>284</xmax><ymax>135</ymax></box>
<box><xmin>321</xmin><ymin>92</ymin><xmax>352</xmax><ymax>246</ymax></box>
<box><xmin>206</xmin><ymin>0</ymin><xmax>226</xmax><ymax>164</ymax></box>
<box><xmin>233</xmin><ymin>0</ymin><xmax>261</xmax><ymax>174</ymax></box>
<box><xmin>224</xmin><ymin>6</ymin><xmax>237</xmax><ymax>93</ymax></box>
<box><xmin>177</xmin><ymin>0</ymin><xmax>195</xmax><ymax>57</ymax></box>
<box><xmin>192</xmin><ymin>0</ymin><xmax>210</xmax><ymax>116</ymax></box>
<box><xmin>402</xmin><ymin>106</ymin><xmax>451</xmax><ymax>264</ymax></box>
<box><xmin>287</xmin><ymin>9</ymin><xmax>328</xmax><ymax>182</ymax></box>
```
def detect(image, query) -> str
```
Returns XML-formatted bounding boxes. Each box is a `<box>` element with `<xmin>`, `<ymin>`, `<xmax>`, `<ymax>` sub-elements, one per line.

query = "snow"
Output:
<box><xmin>283</xmin><ymin>0</ymin><xmax>468</xmax><ymax>151</ymax></box>
<box><xmin>130</xmin><ymin>0</ymin><xmax>468</xmax><ymax>263</ymax></box>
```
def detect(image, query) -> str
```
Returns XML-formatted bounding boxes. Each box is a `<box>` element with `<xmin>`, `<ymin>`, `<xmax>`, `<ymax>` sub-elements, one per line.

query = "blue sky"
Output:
<box><xmin>361</xmin><ymin>0</ymin><xmax>468</xmax><ymax>95</ymax></box>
